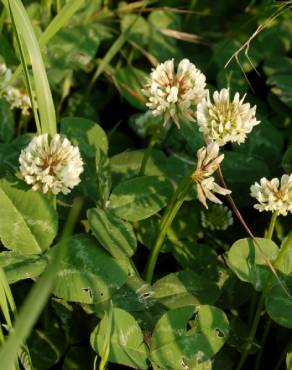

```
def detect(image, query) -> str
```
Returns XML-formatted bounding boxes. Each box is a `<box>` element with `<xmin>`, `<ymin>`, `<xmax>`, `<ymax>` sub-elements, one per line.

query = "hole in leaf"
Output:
<box><xmin>82</xmin><ymin>287</ymin><xmax>92</xmax><ymax>298</ymax></box>
<box><xmin>215</xmin><ymin>327</ymin><xmax>225</xmax><ymax>338</ymax></box>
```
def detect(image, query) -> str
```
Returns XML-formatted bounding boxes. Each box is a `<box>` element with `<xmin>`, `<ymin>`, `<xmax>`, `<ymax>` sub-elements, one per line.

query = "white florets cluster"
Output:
<box><xmin>5</xmin><ymin>86</ymin><xmax>31</xmax><ymax>116</ymax></box>
<box><xmin>0</xmin><ymin>62</ymin><xmax>31</xmax><ymax>115</ymax></box>
<box><xmin>201</xmin><ymin>204</ymin><xmax>233</xmax><ymax>231</ymax></box>
<box><xmin>250</xmin><ymin>175</ymin><xmax>292</xmax><ymax>216</ymax></box>
<box><xmin>143</xmin><ymin>59</ymin><xmax>207</xmax><ymax>127</ymax></box>
<box><xmin>19</xmin><ymin>134</ymin><xmax>84</xmax><ymax>195</ymax></box>
<box><xmin>192</xmin><ymin>142</ymin><xmax>231</xmax><ymax>208</ymax></box>
<box><xmin>197</xmin><ymin>88</ymin><xmax>260</xmax><ymax>146</ymax></box>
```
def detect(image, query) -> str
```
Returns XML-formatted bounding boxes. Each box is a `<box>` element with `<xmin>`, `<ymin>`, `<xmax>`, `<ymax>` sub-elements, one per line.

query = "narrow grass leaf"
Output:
<box><xmin>39</xmin><ymin>0</ymin><xmax>85</xmax><ymax>48</ymax></box>
<box><xmin>87</xmin><ymin>0</ymin><xmax>150</xmax><ymax>94</ymax></box>
<box><xmin>1</xmin><ymin>0</ymin><xmax>85</xmax><ymax>92</ymax></box>
<box><xmin>7</xmin><ymin>0</ymin><xmax>41</xmax><ymax>133</ymax></box>
<box><xmin>7</xmin><ymin>0</ymin><xmax>56</xmax><ymax>135</ymax></box>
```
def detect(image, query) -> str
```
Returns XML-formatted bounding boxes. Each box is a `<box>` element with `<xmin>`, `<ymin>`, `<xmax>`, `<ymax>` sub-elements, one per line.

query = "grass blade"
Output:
<box><xmin>8</xmin><ymin>0</ymin><xmax>41</xmax><ymax>133</ymax></box>
<box><xmin>8</xmin><ymin>0</ymin><xmax>56</xmax><ymax>136</ymax></box>
<box><xmin>0</xmin><ymin>268</ymin><xmax>20</xmax><ymax>370</ymax></box>
<box><xmin>39</xmin><ymin>0</ymin><xmax>85</xmax><ymax>48</ymax></box>
<box><xmin>1</xmin><ymin>0</ymin><xmax>85</xmax><ymax>96</ymax></box>
<box><xmin>87</xmin><ymin>0</ymin><xmax>151</xmax><ymax>92</ymax></box>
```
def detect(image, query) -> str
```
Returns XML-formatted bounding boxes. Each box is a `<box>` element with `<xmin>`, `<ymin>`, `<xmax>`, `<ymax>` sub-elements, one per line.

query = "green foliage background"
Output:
<box><xmin>0</xmin><ymin>0</ymin><xmax>291</xmax><ymax>369</ymax></box>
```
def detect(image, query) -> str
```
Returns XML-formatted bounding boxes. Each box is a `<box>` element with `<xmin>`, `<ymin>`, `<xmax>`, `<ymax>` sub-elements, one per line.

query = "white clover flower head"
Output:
<box><xmin>142</xmin><ymin>58</ymin><xmax>207</xmax><ymax>128</ymax></box>
<box><xmin>19</xmin><ymin>133</ymin><xmax>84</xmax><ymax>195</ymax></box>
<box><xmin>201</xmin><ymin>204</ymin><xmax>233</xmax><ymax>231</ymax></box>
<box><xmin>192</xmin><ymin>142</ymin><xmax>231</xmax><ymax>208</ymax></box>
<box><xmin>250</xmin><ymin>174</ymin><xmax>292</xmax><ymax>216</ymax></box>
<box><xmin>197</xmin><ymin>88</ymin><xmax>260</xmax><ymax>146</ymax></box>
<box><xmin>4</xmin><ymin>86</ymin><xmax>31</xmax><ymax>116</ymax></box>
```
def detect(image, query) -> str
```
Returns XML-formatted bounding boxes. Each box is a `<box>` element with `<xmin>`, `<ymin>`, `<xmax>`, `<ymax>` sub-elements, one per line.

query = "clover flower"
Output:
<box><xmin>0</xmin><ymin>62</ymin><xmax>31</xmax><ymax>115</ymax></box>
<box><xmin>197</xmin><ymin>88</ymin><xmax>260</xmax><ymax>146</ymax></box>
<box><xmin>191</xmin><ymin>142</ymin><xmax>231</xmax><ymax>208</ymax></box>
<box><xmin>5</xmin><ymin>86</ymin><xmax>31</xmax><ymax>116</ymax></box>
<box><xmin>143</xmin><ymin>58</ymin><xmax>207</xmax><ymax>127</ymax></box>
<box><xmin>19</xmin><ymin>134</ymin><xmax>84</xmax><ymax>195</ymax></box>
<box><xmin>250</xmin><ymin>175</ymin><xmax>292</xmax><ymax>216</ymax></box>
<box><xmin>201</xmin><ymin>204</ymin><xmax>233</xmax><ymax>231</ymax></box>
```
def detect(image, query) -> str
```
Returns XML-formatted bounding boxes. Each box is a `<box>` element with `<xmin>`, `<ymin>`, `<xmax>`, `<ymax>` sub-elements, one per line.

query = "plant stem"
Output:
<box><xmin>247</xmin><ymin>290</ymin><xmax>258</xmax><ymax>326</ymax></box>
<box><xmin>217</xmin><ymin>165</ymin><xmax>279</xmax><ymax>283</ymax></box>
<box><xmin>47</xmin><ymin>192</ymin><xmax>56</xmax><ymax>210</ymax></box>
<box><xmin>0</xmin><ymin>7</ymin><xmax>6</xmax><ymax>35</ymax></box>
<box><xmin>55</xmin><ymin>0</ymin><xmax>61</xmax><ymax>13</ymax></box>
<box><xmin>216</xmin><ymin>166</ymin><xmax>255</xmax><ymax>238</ymax></box>
<box><xmin>236</xmin><ymin>213</ymin><xmax>285</xmax><ymax>370</ymax></box>
<box><xmin>236</xmin><ymin>292</ymin><xmax>265</xmax><ymax>370</ymax></box>
<box><xmin>139</xmin><ymin>125</ymin><xmax>162</xmax><ymax>176</ymax></box>
<box><xmin>274</xmin><ymin>339</ymin><xmax>292</xmax><ymax>370</ymax></box>
<box><xmin>254</xmin><ymin>318</ymin><xmax>271</xmax><ymax>370</ymax></box>
<box><xmin>144</xmin><ymin>172</ymin><xmax>193</xmax><ymax>284</ymax></box>
<box><xmin>266</xmin><ymin>212</ymin><xmax>278</xmax><ymax>240</ymax></box>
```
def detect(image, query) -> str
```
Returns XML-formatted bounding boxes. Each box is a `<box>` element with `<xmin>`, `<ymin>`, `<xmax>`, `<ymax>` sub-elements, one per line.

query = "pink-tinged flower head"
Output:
<box><xmin>143</xmin><ymin>59</ymin><xmax>207</xmax><ymax>127</ymax></box>
<box><xmin>192</xmin><ymin>142</ymin><xmax>231</xmax><ymax>208</ymax></box>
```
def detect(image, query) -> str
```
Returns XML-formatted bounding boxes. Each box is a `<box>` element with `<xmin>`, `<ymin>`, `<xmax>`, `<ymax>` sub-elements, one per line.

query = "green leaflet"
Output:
<box><xmin>91</xmin><ymin>307</ymin><xmax>149</xmax><ymax>369</ymax></box>
<box><xmin>109</xmin><ymin>175</ymin><xmax>173</xmax><ymax>222</ymax></box>
<box><xmin>227</xmin><ymin>238</ymin><xmax>279</xmax><ymax>291</ymax></box>
<box><xmin>52</xmin><ymin>234</ymin><xmax>130</xmax><ymax>304</ymax></box>
<box><xmin>150</xmin><ymin>305</ymin><xmax>229</xmax><ymax>369</ymax></box>
<box><xmin>0</xmin><ymin>178</ymin><xmax>58</xmax><ymax>254</ymax></box>
<box><xmin>0</xmin><ymin>252</ymin><xmax>47</xmax><ymax>283</ymax></box>
<box><xmin>87</xmin><ymin>207</ymin><xmax>137</xmax><ymax>259</ymax></box>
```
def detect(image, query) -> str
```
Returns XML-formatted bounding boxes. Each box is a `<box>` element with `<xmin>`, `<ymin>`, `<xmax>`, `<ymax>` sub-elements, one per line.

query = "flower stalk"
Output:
<box><xmin>236</xmin><ymin>213</ymin><xmax>283</xmax><ymax>370</ymax></box>
<box><xmin>144</xmin><ymin>172</ymin><xmax>193</xmax><ymax>284</ymax></box>
<box><xmin>266</xmin><ymin>212</ymin><xmax>278</xmax><ymax>239</ymax></box>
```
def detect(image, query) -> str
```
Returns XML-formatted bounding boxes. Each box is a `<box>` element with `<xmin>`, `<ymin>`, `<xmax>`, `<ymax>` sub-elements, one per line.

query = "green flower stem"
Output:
<box><xmin>274</xmin><ymin>339</ymin><xmax>292</xmax><ymax>370</ymax></box>
<box><xmin>247</xmin><ymin>290</ymin><xmax>258</xmax><ymax>326</ymax></box>
<box><xmin>266</xmin><ymin>211</ymin><xmax>278</xmax><ymax>240</ymax></box>
<box><xmin>0</xmin><ymin>7</ymin><xmax>6</xmax><ymax>35</ymax></box>
<box><xmin>139</xmin><ymin>125</ymin><xmax>163</xmax><ymax>176</ymax></box>
<box><xmin>254</xmin><ymin>318</ymin><xmax>272</xmax><ymax>370</ymax></box>
<box><xmin>47</xmin><ymin>192</ymin><xmax>57</xmax><ymax>210</ymax></box>
<box><xmin>236</xmin><ymin>212</ymin><xmax>280</xmax><ymax>370</ymax></box>
<box><xmin>253</xmin><ymin>232</ymin><xmax>292</xmax><ymax>369</ymax></box>
<box><xmin>235</xmin><ymin>293</ymin><xmax>265</xmax><ymax>370</ymax></box>
<box><xmin>99</xmin><ymin>351</ymin><xmax>109</xmax><ymax>370</ymax></box>
<box><xmin>55</xmin><ymin>0</ymin><xmax>61</xmax><ymax>13</ymax></box>
<box><xmin>144</xmin><ymin>172</ymin><xmax>193</xmax><ymax>284</ymax></box>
